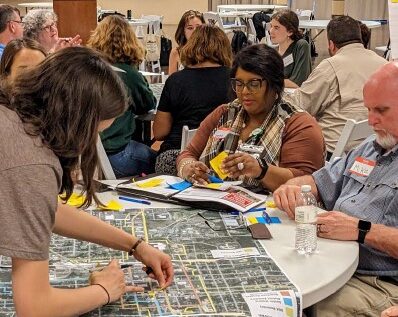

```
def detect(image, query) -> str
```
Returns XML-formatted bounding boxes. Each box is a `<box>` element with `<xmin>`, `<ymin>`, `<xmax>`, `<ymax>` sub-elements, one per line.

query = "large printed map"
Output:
<box><xmin>0</xmin><ymin>208</ymin><xmax>300</xmax><ymax>316</ymax></box>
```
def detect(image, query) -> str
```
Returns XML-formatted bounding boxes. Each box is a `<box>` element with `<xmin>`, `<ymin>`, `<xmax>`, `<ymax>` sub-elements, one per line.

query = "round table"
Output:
<box><xmin>96</xmin><ymin>186</ymin><xmax>359</xmax><ymax>308</ymax></box>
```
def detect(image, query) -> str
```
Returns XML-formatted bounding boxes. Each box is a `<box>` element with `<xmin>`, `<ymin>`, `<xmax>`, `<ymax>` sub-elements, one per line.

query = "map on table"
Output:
<box><xmin>0</xmin><ymin>208</ymin><xmax>301</xmax><ymax>317</ymax></box>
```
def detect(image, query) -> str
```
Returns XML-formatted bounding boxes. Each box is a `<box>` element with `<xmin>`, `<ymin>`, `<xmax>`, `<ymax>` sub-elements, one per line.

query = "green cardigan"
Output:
<box><xmin>100</xmin><ymin>63</ymin><xmax>156</xmax><ymax>154</ymax></box>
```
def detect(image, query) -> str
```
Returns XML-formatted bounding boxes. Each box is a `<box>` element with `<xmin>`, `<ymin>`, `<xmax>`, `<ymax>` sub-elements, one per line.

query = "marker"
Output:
<box><xmin>119</xmin><ymin>196</ymin><xmax>151</xmax><ymax>205</ymax></box>
<box><xmin>121</xmin><ymin>264</ymin><xmax>133</xmax><ymax>269</ymax></box>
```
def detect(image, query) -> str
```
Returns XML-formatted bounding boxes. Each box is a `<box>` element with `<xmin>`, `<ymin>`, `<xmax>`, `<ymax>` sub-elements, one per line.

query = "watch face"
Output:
<box><xmin>358</xmin><ymin>220</ymin><xmax>372</xmax><ymax>231</ymax></box>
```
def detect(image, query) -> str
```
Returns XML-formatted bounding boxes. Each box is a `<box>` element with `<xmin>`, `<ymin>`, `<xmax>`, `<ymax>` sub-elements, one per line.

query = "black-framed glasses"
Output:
<box><xmin>8</xmin><ymin>20</ymin><xmax>24</xmax><ymax>26</ymax></box>
<box><xmin>230</xmin><ymin>78</ymin><xmax>265</xmax><ymax>93</ymax></box>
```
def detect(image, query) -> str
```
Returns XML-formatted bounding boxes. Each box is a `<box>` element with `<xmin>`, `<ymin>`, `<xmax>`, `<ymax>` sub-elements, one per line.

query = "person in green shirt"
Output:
<box><xmin>270</xmin><ymin>9</ymin><xmax>312</xmax><ymax>88</ymax></box>
<box><xmin>88</xmin><ymin>15</ymin><xmax>157</xmax><ymax>178</ymax></box>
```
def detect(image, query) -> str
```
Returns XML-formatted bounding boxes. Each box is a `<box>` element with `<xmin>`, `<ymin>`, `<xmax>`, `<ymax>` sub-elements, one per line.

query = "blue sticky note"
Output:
<box><xmin>208</xmin><ymin>175</ymin><xmax>224</xmax><ymax>183</ymax></box>
<box><xmin>256</xmin><ymin>216</ymin><xmax>281</xmax><ymax>224</ymax></box>
<box><xmin>168</xmin><ymin>180</ymin><xmax>192</xmax><ymax>191</ymax></box>
<box><xmin>283</xmin><ymin>297</ymin><xmax>293</xmax><ymax>306</ymax></box>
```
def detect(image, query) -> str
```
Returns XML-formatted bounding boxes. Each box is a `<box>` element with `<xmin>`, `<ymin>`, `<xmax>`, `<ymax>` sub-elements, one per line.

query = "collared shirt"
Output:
<box><xmin>313</xmin><ymin>135</ymin><xmax>398</xmax><ymax>277</ymax></box>
<box><xmin>0</xmin><ymin>43</ymin><xmax>5</xmax><ymax>59</ymax></box>
<box><xmin>284</xmin><ymin>43</ymin><xmax>387</xmax><ymax>153</ymax></box>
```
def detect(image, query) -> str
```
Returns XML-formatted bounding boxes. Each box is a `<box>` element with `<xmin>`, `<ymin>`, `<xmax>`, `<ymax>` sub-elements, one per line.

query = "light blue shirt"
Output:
<box><xmin>313</xmin><ymin>135</ymin><xmax>398</xmax><ymax>277</ymax></box>
<box><xmin>0</xmin><ymin>43</ymin><xmax>6</xmax><ymax>60</ymax></box>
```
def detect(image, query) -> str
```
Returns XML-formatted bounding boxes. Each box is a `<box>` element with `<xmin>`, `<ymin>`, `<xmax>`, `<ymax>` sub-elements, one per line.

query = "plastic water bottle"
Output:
<box><xmin>295</xmin><ymin>185</ymin><xmax>318</xmax><ymax>255</ymax></box>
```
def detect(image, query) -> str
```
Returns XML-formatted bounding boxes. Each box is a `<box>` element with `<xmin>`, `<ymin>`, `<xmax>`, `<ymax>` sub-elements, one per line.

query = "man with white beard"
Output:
<box><xmin>273</xmin><ymin>62</ymin><xmax>398</xmax><ymax>316</ymax></box>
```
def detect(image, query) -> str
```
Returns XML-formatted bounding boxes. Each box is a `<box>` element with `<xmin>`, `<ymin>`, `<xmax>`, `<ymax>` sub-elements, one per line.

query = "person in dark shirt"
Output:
<box><xmin>88</xmin><ymin>15</ymin><xmax>157</xmax><ymax>178</ymax></box>
<box><xmin>153</xmin><ymin>24</ymin><xmax>233</xmax><ymax>175</ymax></box>
<box><xmin>270</xmin><ymin>9</ymin><xmax>312</xmax><ymax>88</ymax></box>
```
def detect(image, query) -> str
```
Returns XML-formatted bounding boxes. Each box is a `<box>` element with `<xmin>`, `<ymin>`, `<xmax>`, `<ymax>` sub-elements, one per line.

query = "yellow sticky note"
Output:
<box><xmin>392</xmin><ymin>0</ymin><xmax>398</xmax><ymax>3</ymax></box>
<box><xmin>247</xmin><ymin>216</ymin><xmax>258</xmax><ymax>224</ymax></box>
<box><xmin>266</xmin><ymin>201</ymin><xmax>277</xmax><ymax>208</ymax></box>
<box><xmin>99</xmin><ymin>200</ymin><xmax>123</xmax><ymax>211</ymax></box>
<box><xmin>209</xmin><ymin>151</ymin><xmax>228</xmax><ymax>180</ymax></box>
<box><xmin>59</xmin><ymin>193</ymin><xmax>86</xmax><ymax>207</ymax></box>
<box><xmin>136</xmin><ymin>178</ymin><xmax>164</xmax><ymax>188</ymax></box>
<box><xmin>206</xmin><ymin>183</ymin><xmax>222</xmax><ymax>189</ymax></box>
<box><xmin>285</xmin><ymin>307</ymin><xmax>294</xmax><ymax>317</ymax></box>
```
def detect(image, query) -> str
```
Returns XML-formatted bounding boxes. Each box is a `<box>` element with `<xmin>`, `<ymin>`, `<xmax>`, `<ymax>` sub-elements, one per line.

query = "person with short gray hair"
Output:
<box><xmin>23</xmin><ymin>9</ymin><xmax>81</xmax><ymax>53</ymax></box>
<box><xmin>0</xmin><ymin>4</ymin><xmax>23</xmax><ymax>58</ymax></box>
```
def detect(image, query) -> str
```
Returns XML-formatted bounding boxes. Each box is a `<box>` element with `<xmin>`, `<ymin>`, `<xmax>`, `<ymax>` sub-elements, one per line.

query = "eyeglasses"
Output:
<box><xmin>230</xmin><ymin>78</ymin><xmax>265</xmax><ymax>93</ymax></box>
<box><xmin>8</xmin><ymin>20</ymin><xmax>24</xmax><ymax>26</ymax></box>
<box><xmin>42</xmin><ymin>22</ymin><xmax>57</xmax><ymax>32</ymax></box>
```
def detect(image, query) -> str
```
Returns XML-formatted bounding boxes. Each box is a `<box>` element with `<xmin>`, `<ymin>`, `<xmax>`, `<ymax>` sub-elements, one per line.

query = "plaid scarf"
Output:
<box><xmin>200</xmin><ymin>98</ymin><xmax>301</xmax><ymax>186</ymax></box>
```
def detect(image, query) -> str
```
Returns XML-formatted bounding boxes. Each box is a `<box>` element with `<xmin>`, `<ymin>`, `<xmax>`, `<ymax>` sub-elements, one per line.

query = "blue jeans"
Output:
<box><xmin>108</xmin><ymin>140</ymin><xmax>156</xmax><ymax>178</ymax></box>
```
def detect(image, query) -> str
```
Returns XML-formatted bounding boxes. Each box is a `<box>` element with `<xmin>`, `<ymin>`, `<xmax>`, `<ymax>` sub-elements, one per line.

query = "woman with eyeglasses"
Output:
<box><xmin>153</xmin><ymin>24</ymin><xmax>233</xmax><ymax>175</ymax></box>
<box><xmin>177</xmin><ymin>44</ymin><xmax>324</xmax><ymax>192</ymax></box>
<box><xmin>168</xmin><ymin>10</ymin><xmax>205</xmax><ymax>75</ymax></box>
<box><xmin>269</xmin><ymin>9</ymin><xmax>312</xmax><ymax>88</ymax></box>
<box><xmin>23</xmin><ymin>9</ymin><xmax>81</xmax><ymax>53</ymax></box>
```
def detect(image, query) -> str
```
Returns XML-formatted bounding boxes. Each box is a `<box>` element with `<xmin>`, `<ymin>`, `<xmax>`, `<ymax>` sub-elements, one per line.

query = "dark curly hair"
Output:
<box><xmin>0</xmin><ymin>47</ymin><xmax>128</xmax><ymax>207</ymax></box>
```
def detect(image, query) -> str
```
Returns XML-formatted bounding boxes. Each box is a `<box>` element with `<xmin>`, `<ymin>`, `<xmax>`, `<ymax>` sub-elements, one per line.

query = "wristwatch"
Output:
<box><xmin>357</xmin><ymin>220</ymin><xmax>372</xmax><ymax>244</ymax></box>
<box><xmin>255</xmin><ymin>157</ymin><xmax>269</xmax><ymax>180</ymax></box>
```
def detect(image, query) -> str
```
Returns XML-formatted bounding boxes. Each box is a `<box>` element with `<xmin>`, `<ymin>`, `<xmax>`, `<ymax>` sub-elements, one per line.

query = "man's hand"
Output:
<box><xmin>381</xmin><ymin>306</ymin><xmax>398</xmax><ymax>317</ymax></box>
<box><xmin>132</xmin><ymin>242</ymin><xmax>174</xmax><ymax>289</ymax></box>
<box><xmin>317</xmin><ymin>211</ymin><xmax>359</xmax><ymax>241</ymax></box>
<box><xmin>273</xmin><ymin>184</ymin><xmax>302</xmax><ymax>219</ymax></box>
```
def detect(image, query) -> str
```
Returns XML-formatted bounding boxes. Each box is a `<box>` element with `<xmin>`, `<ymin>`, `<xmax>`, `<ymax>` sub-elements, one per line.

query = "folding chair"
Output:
<box><xmin>181</xmin><ymin>125</ymin><xmax>198</xmax><ymax>151</ymax></box>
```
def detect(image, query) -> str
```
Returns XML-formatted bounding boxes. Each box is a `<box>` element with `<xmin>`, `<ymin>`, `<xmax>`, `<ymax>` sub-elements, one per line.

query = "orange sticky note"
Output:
<box><xmin>209</xmin><ymin>151</ymin><xmax>228</xmax><ymax>180</ymax></box>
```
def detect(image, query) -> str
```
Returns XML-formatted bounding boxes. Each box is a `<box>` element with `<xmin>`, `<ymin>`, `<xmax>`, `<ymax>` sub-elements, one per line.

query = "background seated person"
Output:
<box><xmin>0</xmin><ymin>38</ymin><xmax>46</xmax><ymax>81</ymax></box>
<box><xmin>154</xmin><ymin>24</ymin><xmax>233</xmax><ymax>175</ymax></box>
<box><xmin>23</xmin><ymin>9</ymin><xmax>81</xmax><ymax>53</ymax></box>
<box><xmin>168</xmin><ymin>10</ymin><xmax>204</xmax><ymax>75</ymax></box>
<box><xmin>88</xmin><ymin>15</ymin><xmax>157</xmax><ymax>178</ymax></box>
<box><xmin>270</xmin><ymin>9</ymin><xmax>311</xmax><ymax>88</ymax></box>
<box><xmin>176</xmin><ymin>44</ymin><xmax>324</xmax><ymax>192</ymax></box>
<box><xmin>284</xmin><ymin>15</ymin><xmax>387</xmax><ymax>159</ymax></box>
<box><xmin>273</xmin><ymin>62</ymin><xmax>398</xmax><ymax>317</ymax></box>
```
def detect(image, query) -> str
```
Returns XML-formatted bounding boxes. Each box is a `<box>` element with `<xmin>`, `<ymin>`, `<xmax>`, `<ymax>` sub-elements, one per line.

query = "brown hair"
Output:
<box><xmin>87</xmin><ymin>14</ymin><xmax>145</xmax><ymax>66</ymax></box>
<box><xmin>0</xmin><ymin>38</ymin><xmax>46</xmax><ymax>78</ymax></box>
<box><xmin>175</xmin><ymin>10</ymin><xmax>205</xmax><ymax>49</ymax></box>
<box><xmin>0</xmin><ymin>47</ymin><xmax>128</xmax><ymax>207</ymax></box>
<box><xmin>327</xmin><ymin>15</ymin><xmax>362</xmax><ymax>49</ymax></box>
<box><xmin>180</xmin><ymin>24</ymin><xmax>232</xmax><ymax>67</ymax></box>
<box><xmin>272</xmin><ymin>9</ymin><xmax>302</xmax><ymax>42</ymax></box>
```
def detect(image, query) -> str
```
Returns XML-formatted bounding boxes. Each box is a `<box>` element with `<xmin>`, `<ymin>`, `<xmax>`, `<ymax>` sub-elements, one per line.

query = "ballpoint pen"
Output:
<box><xmin>119</xmin><ymin>196</ymin><xmax>151</xmax><ymax>205</ymax></box>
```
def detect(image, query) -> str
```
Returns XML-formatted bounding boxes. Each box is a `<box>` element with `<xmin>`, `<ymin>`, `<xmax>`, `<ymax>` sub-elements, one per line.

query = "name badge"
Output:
<box><xmin>349</xmin><ymin>157</ymin><xmax>375</xmax><ymax>177</ymax></box>
<box><xmin>213</xmin><ymin>127</ymin><xmax>231</xmax><ymax>140</ymax></box>
<box><xmin>283</xmin><ymin>54</ymin><xmax>294</xmax><ymax>67</ymax></box>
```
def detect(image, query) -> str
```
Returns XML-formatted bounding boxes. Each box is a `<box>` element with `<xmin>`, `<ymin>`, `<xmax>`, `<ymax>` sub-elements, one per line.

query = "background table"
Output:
<box><xmin>217</xmin><ymin>4</ymin><xmax>287</xmax><ymax>13</ymax></box>
<box><xmin>96</xmin><ymin>185</ymin><xmax>359</xmax><ymax>308</ymax></box>
<box><xmin>299</xmin><ymin>19</ymin><xmax>381</xmax><ymax>30</ymax></box>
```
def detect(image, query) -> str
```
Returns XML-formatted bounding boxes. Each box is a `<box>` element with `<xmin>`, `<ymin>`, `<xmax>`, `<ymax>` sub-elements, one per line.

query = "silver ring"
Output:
<box><xmin>191</xmin><ymin>173</ymin><xmax>196</xmax><ymax>179</ymax></box>
<box><xmin>237</xmin><ymin>162</ymin><xmax>244</xmax><ymax>171</ymax></box>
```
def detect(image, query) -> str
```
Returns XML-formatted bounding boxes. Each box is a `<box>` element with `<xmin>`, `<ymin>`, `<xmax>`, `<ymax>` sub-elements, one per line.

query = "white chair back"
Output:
<box><xmin>181</xmin><ymin>125</ymin><xmax>198</xmax><ymax>151</ymax></box>
<box><xmin>140</xmin><ymin>14</ymin><xmax>163</xmax><ymax>34</ymax></box>
<box><xmin>329</xmin><ymin>119</ymin><xmax>374</xmax><ymax>162</ymax></box>
<box><xmin>96</xmin><ymin>136</ymin><xmax>117</xmax><ymax>180</ymax></box>
<box><xmin>298</xmin><ymin>9</ymin><xmax>313</xmax><ymax>20</ymax></box>
<box><xmin>203</xmin><ymin>11</ymin><xmax>225</xmax><ymax>30</ymax></box>
<box><xmin>248</xmin><ymin>18</ymin><xmax>258</xmax><ymax>43</ymax></box>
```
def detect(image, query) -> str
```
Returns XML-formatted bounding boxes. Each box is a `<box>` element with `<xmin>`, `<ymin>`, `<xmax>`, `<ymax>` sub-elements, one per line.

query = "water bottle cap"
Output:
<box><xmin>301</xmin><ymin>185</ymin><xmax>311</xmax><ymax>192</ymax></box>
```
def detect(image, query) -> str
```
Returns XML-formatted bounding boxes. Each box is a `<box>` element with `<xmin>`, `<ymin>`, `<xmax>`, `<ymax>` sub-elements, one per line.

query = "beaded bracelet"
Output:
<box><xmin>178</xmin><ymin>159</ymin><xmax>197</xmax><ymax>179</ymax></box>
<box><xmin>128</xmin><ymin>238</ymin><xmax>144</xmax><ymax>256</ymax></box>
<box><xmin>93</xmin><ymin>283</ymin><xmax>110</xmax><ymax>305</ymax></box>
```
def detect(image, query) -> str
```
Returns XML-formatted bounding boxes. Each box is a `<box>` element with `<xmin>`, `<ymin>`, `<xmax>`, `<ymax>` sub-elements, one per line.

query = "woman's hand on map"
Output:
<box><xmin>89</xmin><ymin>260</ymin><xmax>144</xmax><ymax>304</ymax></box>
<box><xmin>132</xmin><ymin>242</ymin><xmax>174</xmax><ymax>289</ymax></box>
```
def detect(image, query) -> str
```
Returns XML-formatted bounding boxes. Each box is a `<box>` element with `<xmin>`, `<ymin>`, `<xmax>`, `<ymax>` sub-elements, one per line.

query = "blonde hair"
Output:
<box><xmin>87</xmin><ymin>15</ymin><xmax>144</xmax><ymax>66</ymax></box>
<box><xmin>181</xmin><ymin>24</ymin><xmax>232</xmax><ymax>67</ymax></box>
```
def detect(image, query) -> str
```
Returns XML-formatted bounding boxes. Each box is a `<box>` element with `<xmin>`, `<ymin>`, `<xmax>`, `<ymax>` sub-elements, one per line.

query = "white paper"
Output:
<box><xmin>242</xmin><ymin>290</ymin><xmax>298</xmax><ymax>317</ymax></box>
<box><xmin>388</xmin><ymin>0</ymin><xmax>398</xmax><ymax>60</ymax></box>
<box><xmin>283</xmin><ymin>54</ymin><xmax>294</xmax><ymax>67</ymax></box>
<box><xmin>210</xmin><ymin>247</ymin><xmax>260</xmax><ymax>259</ymax></box>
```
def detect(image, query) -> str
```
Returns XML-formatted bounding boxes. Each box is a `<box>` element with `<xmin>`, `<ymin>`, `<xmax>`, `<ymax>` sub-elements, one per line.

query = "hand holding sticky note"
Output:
<box><xmin>209</xmin><ymin>151</ymin><xmax>229</xmax><ymax>180</ymax></box>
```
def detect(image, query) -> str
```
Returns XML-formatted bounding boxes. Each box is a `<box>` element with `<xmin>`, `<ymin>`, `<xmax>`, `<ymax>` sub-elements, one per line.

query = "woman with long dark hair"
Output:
<box><xmin>0</xmin><ymin>47</ymin><xmax>173</xmax><ymax>315</ymax></box>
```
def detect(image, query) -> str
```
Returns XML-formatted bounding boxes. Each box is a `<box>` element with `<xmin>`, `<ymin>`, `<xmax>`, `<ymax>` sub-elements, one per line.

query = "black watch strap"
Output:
<box><xmin>255</xmin><ymin>158</ymin><xmax>269</xmax><ymax>180</ymax></box>
<box><xmin>357</xmin><ymin>220</ymin><xmax>371</xmax><ymax>244</ymax></box>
